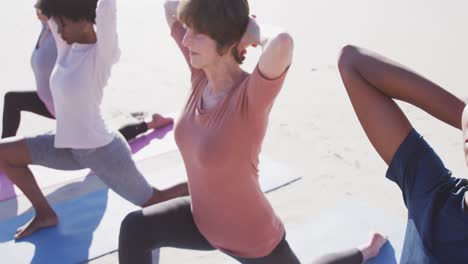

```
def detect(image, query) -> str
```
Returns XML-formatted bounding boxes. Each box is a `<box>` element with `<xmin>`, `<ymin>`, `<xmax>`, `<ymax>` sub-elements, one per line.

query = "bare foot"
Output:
<box><xmin>15</xmin><ymin>211</ymin><xmax>59</xmax><ymax>240</ymax></box>
<box><xmin>146</xmin><ymin>114</ymin><xmax>173</xmax><ymax>130</ymax></box>
<box><xmin>358</xmin><ymin>232</ymin><xmax>388</xmax><ymax>262</ymax></box>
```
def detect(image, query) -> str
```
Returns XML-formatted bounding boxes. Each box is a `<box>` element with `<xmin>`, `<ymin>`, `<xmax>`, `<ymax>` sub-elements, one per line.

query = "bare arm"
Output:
<box><xmin>239</xmin><ymin>18</ymin><xmax>294</xmax><ymax>115</ymax></box>
<box><xmin>239</xmin><ymin>17</ymin><xmax>294</xmax><ymax>79</ymax></box>
<box><xmin>163</xmin><ymin>0</ymin><xmax>196</xmax><ymax>74</ymax></box>
<box><xmin>164</xmin><ymin>0</ymin><xmax>179</xmax><ymax>29</ymax></box>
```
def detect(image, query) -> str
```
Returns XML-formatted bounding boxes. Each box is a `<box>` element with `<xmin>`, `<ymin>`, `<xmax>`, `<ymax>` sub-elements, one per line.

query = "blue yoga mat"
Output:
<box><xmin>0</xmin><ymin>156</ymin><xmax>301</xmax><ymax>264</ymax></box>
<box><xmin>287</xmin><ymin>200</ymin><xmax>406</xmax><ymax>264</ymax></box>
<box><xmin>0</xmin><ymin>189</ymin><xmax>113</xmax><ymax>264</ymax></box>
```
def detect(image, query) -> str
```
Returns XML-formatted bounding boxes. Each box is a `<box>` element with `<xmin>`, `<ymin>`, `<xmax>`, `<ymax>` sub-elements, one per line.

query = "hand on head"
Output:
<box><xmin>236</xmin><ymin>15</ymin><xmax>260</xmax><ymax>61</ymax></box>
<box><xmin>34</xmin><ymin>0</ymin><xmax>48</xmax><ymax>23</ymax></box>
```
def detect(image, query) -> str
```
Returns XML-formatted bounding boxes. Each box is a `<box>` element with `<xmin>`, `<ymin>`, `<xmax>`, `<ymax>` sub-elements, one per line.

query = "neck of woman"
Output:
<box><xmin>77</xmin><ymin>25</ymin><xmax>97</xmax><ymax>44</ymax></box>
<box><xmin>204</xmin><ymin>60</ymin><xmax>244</xmax><ymax>95</ymax></box>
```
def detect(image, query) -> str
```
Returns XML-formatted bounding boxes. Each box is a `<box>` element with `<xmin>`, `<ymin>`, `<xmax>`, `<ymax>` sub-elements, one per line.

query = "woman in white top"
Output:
<box><xmin>0</xmin><ymin>0</ymin><xmax>188</xmax><ymax>240</ymax></box>
<box><xmin>2</xmin><ymin>1</ymin><xmax>173</xmax><ymax>140</ymax></box>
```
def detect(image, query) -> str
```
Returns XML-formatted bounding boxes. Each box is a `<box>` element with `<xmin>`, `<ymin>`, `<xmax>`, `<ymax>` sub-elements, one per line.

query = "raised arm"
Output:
<box><xmin>240</xmin><ymin>18</ymin><xmax>294</xmax><ymax>115</ymax></box>
<box><xmin>163</xmin><ymin>0</ymin><xmax>196</xmax><ymax>74</ymax></box>
<box><xmin>240</xmin><ymin>17</ymin><xmax>294</xmax><ymax>79</ymax></box>
<box><xmin>95</xmin><ymin>0</ymin><xmax>120</xmax><ymax>65</ymax></box>
<box><xmin>164</xmin><ymin>0</ymin><xmax>179</xmax><ymax>28</ymax></box>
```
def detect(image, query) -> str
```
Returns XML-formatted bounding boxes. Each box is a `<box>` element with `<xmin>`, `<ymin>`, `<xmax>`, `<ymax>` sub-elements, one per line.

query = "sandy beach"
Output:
<box><xmin>0</xmin><ymin>0</ymin><xmax>467</xmax><ymax>263</ymax></box>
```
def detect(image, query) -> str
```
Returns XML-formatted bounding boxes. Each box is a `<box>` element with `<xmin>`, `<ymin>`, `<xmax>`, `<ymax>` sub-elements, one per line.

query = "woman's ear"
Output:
<box><xmin>230</xmin><ymin>41</ymin><xmax>246</xmax><ymax>64</ymax></box>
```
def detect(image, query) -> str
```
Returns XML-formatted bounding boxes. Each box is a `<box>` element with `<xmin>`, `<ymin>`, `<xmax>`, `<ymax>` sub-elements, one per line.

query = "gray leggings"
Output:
<box><xmin>25</xmin><ymin>133</ymin><xmax>153</xmax><ymax>206</ymax></box>
<box><xmin>118</xmin><ymin>196</ymin><xmax>364</xmax><ymax>264</ymax></box>
<box><xmin>118</xmin><ymin>196</ymin><xmax>301</xmax><ymax>264</ymax></box>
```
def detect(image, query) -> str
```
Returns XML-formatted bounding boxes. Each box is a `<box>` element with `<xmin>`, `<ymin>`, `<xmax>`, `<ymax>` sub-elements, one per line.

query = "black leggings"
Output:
<box><xmin>119</xmin><ymin>196</ymin><xmax>301</xmax><ymax>264</ymax></box>
<box><xmin>312</xmin><ymin>249</ymin><xmax>363</xmax><ymax>264</ymax></box>
<box><xmin>119</xmin><ymin>196</ymin><xmax>363</xmax><ymax>264</ymax></box>
<box><xmin>2</xmin><ymin>91</ymin><xmax>148</xmax><ymax>141</ymax></box>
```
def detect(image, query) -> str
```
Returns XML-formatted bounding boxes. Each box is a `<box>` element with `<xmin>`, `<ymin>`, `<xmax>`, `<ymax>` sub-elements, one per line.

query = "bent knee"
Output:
<box><xmin>3</xmin><ymin>92</ymin><xmax>20</xmax><ymax>108</ymax></box>
<box><xmin>0</xmin><ymin>140</ymin><xmax>31</xmax><ymax>169</ymax></box>
<box><xmin>337</xmin><ymin>44</ymin><xmax>361</xmax><ymax>72</ymax></box>
<box><xmin>120</xmin><ymin>211</ymin><xmax>145</xmax><ymax>240</ymax></box>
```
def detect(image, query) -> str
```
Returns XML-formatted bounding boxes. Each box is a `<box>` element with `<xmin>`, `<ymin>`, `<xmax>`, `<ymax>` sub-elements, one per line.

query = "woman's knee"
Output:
<box><xmin>119</xmin><ymin>209</ymin><xmax>166</xmax><ymax>253</ymax></box>
<box><xmin>0</xmin><ymin>139</ymin><xmax>31</xmax><ymax>171</ymax></box>
<box><xmin>3</xmin><ymin>92</ymin><xmax>19</xmax><ymax>110</ymax></box>
<box><xmin>337</xmin><ymin>44</ymin><xmax>362</xmax><ymax>73</ymax></box>
<box><xmin>4</xmin><ymin>91</ymin><xmax>18</xmax><ymax>101</ymax></box>
<box><xmin>3</xmin><ymin>92</ymin><xmax>17</xmax><ymax>112</ymax></box>
<box><xmin>0</xmin><ymin>145</ymin><xmax>15</xmax><ymax>171</ymax></box>
<box><xmin>120</xmin><ymin>211</ymin><xmax>144</xmax><ymax>241</ymax></box>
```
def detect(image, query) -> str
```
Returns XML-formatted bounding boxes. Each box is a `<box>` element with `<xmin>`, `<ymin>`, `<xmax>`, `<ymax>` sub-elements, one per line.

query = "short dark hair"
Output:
<box><xmin>177</xmin><ymin>0</ymin><xmax>250</xmax><ymax>64</ymax></box>
<box><xmin>38</xmin><ymin>0</ymin><xmax>98</xmax><ymax>23</ymax></box>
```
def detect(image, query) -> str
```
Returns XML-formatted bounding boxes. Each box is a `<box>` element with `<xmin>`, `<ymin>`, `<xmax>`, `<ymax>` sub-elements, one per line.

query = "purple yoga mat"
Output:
<box><xmin>129</xmin><ymin>123</ymin><xmax>174</xmax><ymax>154</ymax></box>
<box><xmin>0</xmin><ymin>174</ymin><xmax>15</xmax><ymax>201</ymax></box>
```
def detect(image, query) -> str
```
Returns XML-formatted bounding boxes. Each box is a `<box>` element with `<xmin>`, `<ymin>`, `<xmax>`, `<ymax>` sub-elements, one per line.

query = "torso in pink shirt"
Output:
<box><xmin>172</xmin><ymin>22</ymin><xmax>289</xmax><ymax>258</ymax></box>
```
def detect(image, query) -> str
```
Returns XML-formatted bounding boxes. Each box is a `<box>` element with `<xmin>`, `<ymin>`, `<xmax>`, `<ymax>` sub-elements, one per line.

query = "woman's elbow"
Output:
<box><xmin>275</xmin><ymin>32</ymin><xmax>294</xmax><ymax>54</ymax></box>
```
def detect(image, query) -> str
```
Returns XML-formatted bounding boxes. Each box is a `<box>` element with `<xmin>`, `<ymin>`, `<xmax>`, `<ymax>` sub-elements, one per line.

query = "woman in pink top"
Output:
<box><xmin>118</xmin><ymin>0</ymin><xmax>386</xmax><ymax>263</ymax></box>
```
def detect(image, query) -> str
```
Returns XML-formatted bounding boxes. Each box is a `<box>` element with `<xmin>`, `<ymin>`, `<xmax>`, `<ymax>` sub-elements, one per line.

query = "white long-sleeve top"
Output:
<box><xmin>48</xmin><ymin>0</ymin><xmax>120</xmax><ymax>148</ymax></box>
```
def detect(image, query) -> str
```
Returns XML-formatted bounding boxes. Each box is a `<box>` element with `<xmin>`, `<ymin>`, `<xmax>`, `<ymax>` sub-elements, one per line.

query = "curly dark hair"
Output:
<box><xmin>177</xmin><ymin>0</ymin><xmax>250</xmax><ymax>64</ymax></box>
<box><xmin>38</xmin><ymin>0</ymin><xmax>98</xmax><ymax>23</ymax></box>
